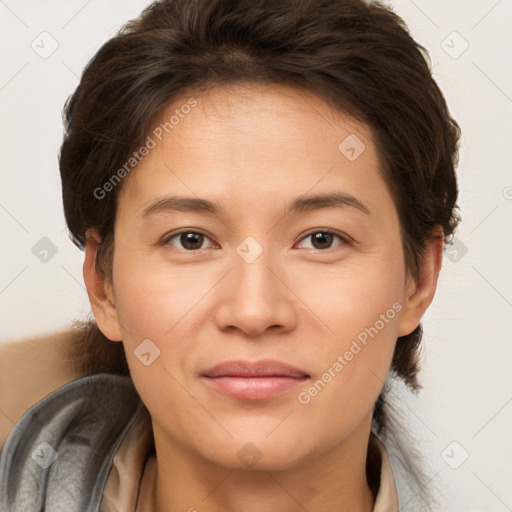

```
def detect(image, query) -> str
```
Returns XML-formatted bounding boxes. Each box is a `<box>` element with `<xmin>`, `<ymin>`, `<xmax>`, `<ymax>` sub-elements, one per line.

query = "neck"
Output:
<box><xmin>151</xmin><ymin>419</ymin><xmax>378</xmax><ymax>512</ymax></box>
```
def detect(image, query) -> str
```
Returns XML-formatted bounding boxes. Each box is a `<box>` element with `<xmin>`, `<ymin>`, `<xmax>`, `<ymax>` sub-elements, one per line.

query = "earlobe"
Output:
<box><xmin>82</xmin><ymin>229</ymin><xmax>123</xmax><ymax>342</ymax></box>
<box><xmin>397</xmin><ymin>226</ymin><xmax>445</xmax><ymax>337</ymax></box>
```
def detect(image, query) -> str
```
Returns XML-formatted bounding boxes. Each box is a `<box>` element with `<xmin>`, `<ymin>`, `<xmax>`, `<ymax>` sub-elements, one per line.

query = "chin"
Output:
<box><xmin>195</xmin><ymin>433</ymin><xmax>312</xmax><ymax>472</ymax></box>
<box><xmin>209</xmin><ymin>449</ymin><xmax>306</xmax><ymax>473</ymax></box>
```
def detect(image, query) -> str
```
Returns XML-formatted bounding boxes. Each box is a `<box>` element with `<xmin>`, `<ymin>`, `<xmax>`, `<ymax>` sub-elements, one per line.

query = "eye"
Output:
<box><xmin>161</xmin><ymin>228</ymin><xmax>350</xmax><ymax>252</ymax></box>
<box><xmin>296</xmin><ymin>229</ymin><xmax>349</xmax><ymax>250</ymax></box>
<box><xmin>161</xmin><ymin>230</ymin><xmax>216</xmax><ymax>251</ymax></box>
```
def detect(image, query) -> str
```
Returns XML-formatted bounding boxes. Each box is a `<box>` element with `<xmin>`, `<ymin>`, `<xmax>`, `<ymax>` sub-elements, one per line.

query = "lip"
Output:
<box><xmin>201</xmin><ymin>360</ymin><xmax>310</xmax><ymax>400</ymax></box>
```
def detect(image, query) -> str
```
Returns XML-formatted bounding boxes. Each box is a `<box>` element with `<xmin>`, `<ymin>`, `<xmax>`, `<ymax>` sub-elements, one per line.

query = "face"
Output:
<box><xmin>86</xmin><ymin>82</ymin><xmax>433</xmax><ymax>471</ymax></box>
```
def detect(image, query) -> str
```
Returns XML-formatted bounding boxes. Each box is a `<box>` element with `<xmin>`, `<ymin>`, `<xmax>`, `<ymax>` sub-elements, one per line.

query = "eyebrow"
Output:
<box><xmin>141</xmin><ymin>192</ymin><xmax>371</xmax><ymax>219</ymax></box>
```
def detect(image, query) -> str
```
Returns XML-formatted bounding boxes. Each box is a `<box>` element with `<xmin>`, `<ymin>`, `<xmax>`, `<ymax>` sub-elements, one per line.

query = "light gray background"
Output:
<box><xmin>0</xmin><ymin>1</ymin><xmax>511</xmax><ymax>510</ymax></box>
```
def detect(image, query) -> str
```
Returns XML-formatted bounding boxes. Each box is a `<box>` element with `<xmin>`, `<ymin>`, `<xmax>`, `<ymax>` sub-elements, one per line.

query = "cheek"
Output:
<box><xmin>302</xmin><ymin>249</ymin><xmax>406</xmax><ymax>340</ymax></box>
<box><xmin>294</xmin><ymin>255</ymin><xmax>404</xmax><ymax>416</ymax></box>
<box><xmin>111</xmin><ymin>247</ymin><xmax>214</xmax><ymax>340</ymax></box>
<box><xmin>296</xmin><ymin>305</ymin><xmax>399</xmax><ymax>444</ymax></box>
<box><xmin>109</xmin><ymin>252</ymin><xmax>200</xmax><ymax>420</ymax></box>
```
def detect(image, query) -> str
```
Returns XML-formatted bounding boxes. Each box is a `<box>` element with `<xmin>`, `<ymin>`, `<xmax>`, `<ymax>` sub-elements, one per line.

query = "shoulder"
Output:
<box><xmin>0</xmin><ymin>372</ymin><xmax>145</xmax><ymax>511</ymax></box>
<box><xmin>0</xmin><ymin>329</ymin><xmax>84</xmax><ymax>452</ymax></box>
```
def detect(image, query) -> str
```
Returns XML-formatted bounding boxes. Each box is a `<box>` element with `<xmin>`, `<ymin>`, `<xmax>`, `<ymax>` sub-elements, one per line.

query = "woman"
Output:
<box><xmin>0</xmin><ymin>0</ymin><xmax>461</xmax><ymax>510</ymax></box>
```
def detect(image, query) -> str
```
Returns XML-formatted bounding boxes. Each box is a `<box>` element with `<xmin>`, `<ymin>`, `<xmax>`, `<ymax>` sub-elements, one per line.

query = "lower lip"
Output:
<box><xmin>202</xmin><ymin>376</ymin><xmax>308</xmax><ymax>400</ymax></box>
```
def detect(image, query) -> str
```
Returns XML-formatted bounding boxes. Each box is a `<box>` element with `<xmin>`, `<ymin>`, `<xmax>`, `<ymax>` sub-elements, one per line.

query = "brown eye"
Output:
<box><xmin>163</xmin><ymin>231</ymin><xmax>214</xmax><ymax>251</ymax></box>
<box><xmin>311</xmin><ymin>232</ymin><xmax>334</xmax><ymax>249</ymax></box>
<box><xmin>297</xmin><ymin>230</ymin><xmax>348</xmax><ymax>250</ymax></box>
<box><xmin>180</xmin><ymin>232</ymin><xmax>205</xmax><ymax>250</ymax></box>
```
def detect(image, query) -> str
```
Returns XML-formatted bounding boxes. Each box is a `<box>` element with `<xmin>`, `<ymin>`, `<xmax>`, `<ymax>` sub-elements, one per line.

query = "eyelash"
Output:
<box><xmin>160</xmin><ymin>228</ymin><xmax>351</xmax><ymax>252</ymax></box>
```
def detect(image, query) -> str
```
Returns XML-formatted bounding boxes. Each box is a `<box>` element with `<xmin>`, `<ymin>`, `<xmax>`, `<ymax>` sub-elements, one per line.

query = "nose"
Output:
<box><xmin>213</xmin><ymin>245</ymin><xmax>298</xmax><ymax>337</ymax></box>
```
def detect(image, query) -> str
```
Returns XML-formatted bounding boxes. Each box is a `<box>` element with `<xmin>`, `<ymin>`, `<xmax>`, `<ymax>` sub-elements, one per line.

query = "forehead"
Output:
<box><xmin>117</xmin><ymin>82</ymin><xmax>389</xmax><ymax>218</ymax></box>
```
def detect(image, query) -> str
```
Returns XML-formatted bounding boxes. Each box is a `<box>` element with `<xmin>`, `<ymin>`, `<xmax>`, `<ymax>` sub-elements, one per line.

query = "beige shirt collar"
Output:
<box><xmin>101</xmin><ymin>409</ymin><xmax>398</xmax><ymax>512</ymax></box>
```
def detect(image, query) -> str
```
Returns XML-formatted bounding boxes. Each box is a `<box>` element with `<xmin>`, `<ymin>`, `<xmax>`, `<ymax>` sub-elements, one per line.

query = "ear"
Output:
<box><xmin>397</xmin><ymin>226</ymin><xmax>445</xmax><ymax>337</ymax></box>
<box><xmin>83</xmin><ymin>229</ymin><xmax>123</xmax><ymax>342</ymax></box>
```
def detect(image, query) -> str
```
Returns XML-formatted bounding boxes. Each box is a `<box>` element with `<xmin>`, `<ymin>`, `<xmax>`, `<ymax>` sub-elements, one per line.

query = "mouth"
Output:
<box><xmin>200</xmin><ymin>359</ymin><xmax>310</xmax><ymax>400</ymax></box>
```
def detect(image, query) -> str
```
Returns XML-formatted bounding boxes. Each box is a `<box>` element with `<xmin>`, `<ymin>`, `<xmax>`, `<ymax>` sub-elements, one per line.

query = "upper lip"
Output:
<box><xmin>201</xmin><ymin>360</ymin><xmax>310</xmax><ymax>378</ymax></box>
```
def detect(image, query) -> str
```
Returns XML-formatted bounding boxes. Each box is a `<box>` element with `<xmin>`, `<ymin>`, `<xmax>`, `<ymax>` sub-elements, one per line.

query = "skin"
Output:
<box><xmin>83</xmin><ymin>82</ymin><xmax>443</xmax><ymax>512</ymax></box>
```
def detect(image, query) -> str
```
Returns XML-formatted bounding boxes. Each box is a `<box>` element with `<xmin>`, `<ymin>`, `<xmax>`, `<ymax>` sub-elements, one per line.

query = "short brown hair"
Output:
<box><xmin>60</xmin><ymin>0</ymin><xmax>461</xmax><ymax>436</ymax></box>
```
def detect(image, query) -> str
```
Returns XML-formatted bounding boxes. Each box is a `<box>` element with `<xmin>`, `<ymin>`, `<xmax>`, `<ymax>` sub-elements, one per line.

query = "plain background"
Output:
<box><xmin>0</xmin><ymin>1</ymin><xmax>511</xmax><ymax>510</ymax></box>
